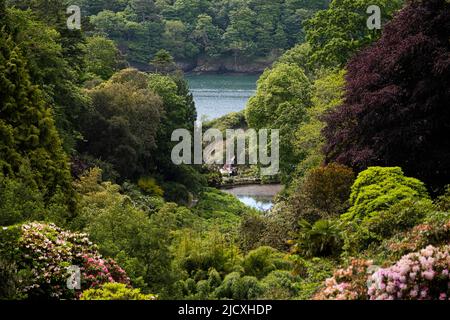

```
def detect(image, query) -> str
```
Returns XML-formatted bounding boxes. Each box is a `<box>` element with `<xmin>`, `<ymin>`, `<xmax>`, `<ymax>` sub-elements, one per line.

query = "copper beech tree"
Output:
<box><xmin>323</xmin><ymin>0</ymin><xmax>450</xmax><ymax>192</ymax></box>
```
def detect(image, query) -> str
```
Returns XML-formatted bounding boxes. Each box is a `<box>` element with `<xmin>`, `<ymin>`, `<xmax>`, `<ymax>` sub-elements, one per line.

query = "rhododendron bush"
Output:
<box><xmin>0</xmin><ymin>222</ymin><xmax>130</xmax><ymax>299</ymax></box>
<box><xmin>314</xmin><ymin>259</ymin><xmax>373</xmax><ymax>300</ymax></box>
<box><xmin>316</xmin><ymin>245</ymin><xmax>450</xmax><ymax>300</ymax></box>
<box><xmin>369</xmin><ymin>246</ymin><xmax>450</xmax><ymax>300</ymax></box>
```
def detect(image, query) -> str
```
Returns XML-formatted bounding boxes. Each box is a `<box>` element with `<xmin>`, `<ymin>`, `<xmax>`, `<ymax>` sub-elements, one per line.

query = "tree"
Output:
<box><xmin>304</xmin><ymin>0</ymin><xmax>403</xmax><ymax>68</ymax></box>
<box><xmin>150</xmin><ymin>49</ymin><xmax>176</xmax><ymax>73</ymax></box>
<box><xmin>192</xmin><ymin>14</ymin><xmax>223</xmax><ymax>56</ymax></box>
<box><xmin>245</xmin><ymin>63</ymin><xmax>312</xmax><ymax>181</ymax></box>
<box><xmin>293</xmin><ymin>69</ymin><xmax>346</xmax><ymax>178</ymax></box>
<box><xmin>289</xmin><ymin>164</ymin><xmax>355</xmax><ymax>224</ymax></box>
<box><xmin>79</xmin><ymin>0</ymin><xmax>128</xmax><ymax>16</ymax></box>
<box><xmin>74</xmin><ymin>168</ymin><xmax>180</xmax><ymax>295</ymax></box>
<box><xmin>172</xmin><ymin>0</ymin><xmax>210</xmax><ymax>24</ymax></box>
<box><xmin>0</xmin><ymin>28</ymin><xmax>72</xmax><ymax>212</ymax></box>
<box><xmin>80</xmin><ymin>69</ymin><xmax>163</xmax><ymax>179</ymax></box>
<box><xmin>6</xmin><ymin>6</ymin><xmax>90</xmax><ymax>152</ymax></box>
<box><xmin>223</xmin><ymin>6</ymin><xmax>257</xmax><ymax>63</ymax></box>
<box><xmin>85</xmin><ymin>36</ymin><xmax>126</xmax><ymax>80</ymax></box>
<box><xmin>323</xmin><ymin>0</ymin><xmax>450</xmax><ymax>192</ymax></box>
<box><xmin>161</xmin><ymin>20</ymin><xmax>199</xmax><ymax>60</ymax></box>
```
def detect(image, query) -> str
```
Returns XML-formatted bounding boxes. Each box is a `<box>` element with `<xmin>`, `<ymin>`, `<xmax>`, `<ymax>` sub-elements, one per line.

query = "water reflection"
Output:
<box><xmin>223</xmin><ymin>184</ymin><xmax>283</xmax><ymax>211</ymax></box>
<box><xmin>236</xmin><ymin>195</ymin><xmax>274</xmax><ymax>211</ymax></box>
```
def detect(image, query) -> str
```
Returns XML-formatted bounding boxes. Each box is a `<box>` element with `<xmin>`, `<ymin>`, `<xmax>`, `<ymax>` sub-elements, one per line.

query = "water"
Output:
<box><xmin>186</xmin><ymin>74</ymin><xmax>259</xmax><ymax>121</ymax></box>
<box><xmin>187</xmin><ymin>73</ymin><xmax>281</xmax><ymax>211</ymax></box>
<box><xmin>222</xmin><ymin>184</ymin><xmax>283</xmax><ymax>211</ymax></box>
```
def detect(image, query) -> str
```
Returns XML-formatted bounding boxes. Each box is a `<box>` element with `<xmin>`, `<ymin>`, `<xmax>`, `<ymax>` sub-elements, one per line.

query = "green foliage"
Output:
<box><xmin>174</xmin><ymin>230</ymin><xmax>240</xmax><ymax>281</ymax></box>
<box><xmin>259</xmin><ymin>270</ymin><xmax>299</xmax><ymax>299</ymax></box>
<box><xmin>204</xmin><ymin>111</ymin><xmax>247</xmax><ymax>132</ymax></box>
<box><xmin>148</xmin><ymin>73</ymin><xmax>200</xmax><ymax>191</ymax></box>
<box><xmin>214</xmin><ymin>272</ymin><xmax>263</xmax><ymax>300</ymax></box>
<box><xmin>290</xmin><ymin>256</ymin><xmax>335</xmax><ymax>300</ymax></box>
<box><xmin>293</xmin><ymin>69</ymin><xmax>346</xmax><ymax>179</ymax></box>
<box><xmin>304</xmin><ymin>0</ymin><xmax>403</xmax><ymax>68</ymax></box>
<box><xmin>241</xmin><ymin>246</ymin><xmax>291</xmax><ymax>279</ymax></box>
<box><xmin>0</xmin><ymin>28</ymin><xmax>73</xmax><ymax>219</ymax></box>
<box><xmin>0</xmin><ymin>259</ymin><xmax>28</xmax><ymax>300</ymax></box>
<box><xmin>150</xmin><ymin>49</ymin><xmax>176</xmax><ymax>73</ymax></box>
<box><xmin>5</xmin><ymin>4</ymin><xmax>90</xmax><ymax>152</ymax></box>
<box><xmin>276</xmin><ymin>43</ymin><xmax>316</xmax><ymax>79</ymax></box>
<box><xmin>343</xmin><ymin>167</ymin><xmax>430</xmax><ymax>222</ymax></box>
<box><xmin>436</xmin><ymin>186</ymin><xmax>450</xmax><ymax>212</ymax></box>
<box><xmin>295</xmin><ymin>219</ymin><xmax>343</xmax><ymax>258</ymax></box>
<box><xmin>343</xmin><ymin>199</ymin><xmax>435</xmax><ymax>254</ymax></box>
<box><xmin>73</xmin><ymin>168</ymin><xmax>184</xmax><ymax>296</ymax></box>
<box><xmin>192</xmin><ymin>14</ymin><xmax>223</xmax><ymax>57</ymax></box>
<box><xmin>137</xmin><ymin>177</ymin><xmax>164</xmax><ymax>197</ymax></box>
<box><xmin>85</xmin><ymin>0</ymin><xmax>327</xmax><ymax>66</ymax></box>
<box><xmin>81</xmin><ymin>283</ymin><xmax>156</xmax><ymax>300</ymax></box>
<box><xmin>245</xmin><ymin>62</ymin><xmax>312</xmax><ymax>181</ymax></box>
<box><xmin>290</xmin><ymin>164</ymin><xmax>355</xmax><ymax>224</ymax></box>
<box><xmin>85</xmin><ymin>36</ymin><xmax>125</xmax><ymax>80</ymax></box>
<box><xmin>80</xmin><ymin>68</ymin><xmax>163</xmax><ymax>180</ymax></box>
<box><xmin>195</xmin><ymin>188</ymin><xmax>249</xmax><ymax>219</ymax></box>
<box><xmin>0</xmin><ymin>172</ymin><xmax>69</xmax><ymax>226</ymax></box>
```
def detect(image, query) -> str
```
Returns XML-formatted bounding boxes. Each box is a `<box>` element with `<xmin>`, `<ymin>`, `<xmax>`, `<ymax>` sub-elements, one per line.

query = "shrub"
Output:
<box><xmin>290</xmin><ymin>164</ymin><xmax>355</xmax><ymax>224</ymax></box>
<box><xmin>369</xmin><ymin>245</ymin><xmax>450</xmax><ymax>300</ymax></box>
<box><xmin>0</xmin><ymin>222</ymin><xmax>129</xmax><ymax>299</ymax></box>
<box><xmin>289</xmin><ymin>257</ymin><xmax>335</xmax><ymax>300</ymax></box>
<box><xmin>436</xmin><ymin>186</ymin><xmax>450</xmax><ymax>212</ymax></box>
<box><xmin>260</xmin><ymin>270</ymin><xmax>299</xmax><ymax>300</ymax></box>
<box><xmin>294</xmin><ymin>219</ymin><xmax>342</xmax><ymax>258</ymax></box>
<box><xmin>121</xmin><ymin>181</ymin><xmax>165</xmax><ymax>215</ymax></box>
<box><xmin>231</xmin><ymin>276</ymin><xmax>263</xmax><ymax>300</ymax></box>
<box><xmin>241</xmin><ymin>246</ymin><xmax>291</xmax><ymax>279</ymax></box>
<box><xmin>80</xmin><ymin>283</ymin><xmax>156</xmax><ymax>300</ymax></box>
<box><xmin>137</xmin><ymin>177</ymin><xmax>164</xmax><ymax>197</ymax></box>
<box><xmin>378</xmin><ymin>214</ymin><xmax>450</xmax><ymax>262</ymax></box>
<box><xmin>81</xmin><ymin>254</ymin><xmax>130</xmax><ymax>289</ymax></box>
<box><xmin>0</xmin><ymin>259</ymin><xmax>28</xmax><ymax>300</ymax></box>
<box><xmin>342</xmin><ymin>199</ymin><xmax>435</xmax><ymax>254</ymax></box>
<box><xmin>162</xmin><ymin>181</ymin><xmax>191</xmax><ymax>205</ymax></box>
<box><xmin>314</xmin><ymin>259</ymin><xmax>373</xmax><ymax>300</ymax></box>
<box><xmin>214</xmin><ymin>273</ymin><xmax>263</xmax><ymax>300</ymax></box>
<box><xmin>342</xmin><ymin>167</ymin><xmax>429</xmax><ymax>222</ymax></box>
<box><xmin>174</xmin><ymin>230</ymin><xmax>240</xmax><ymax>281</ymax></box>
<box><xmin>0</xmin><ymin>173</ymin><xmax>69</xmax><ymax>226</ymax></box>
<box><xmin>213</xmin><ymin>272</ymin><xmax>241</xmax><ymax>299</ymax></box>
<box><xmin>238</xmin><ymin>213</ymin><xmax>268</xmax><ymax>252</ymax></box>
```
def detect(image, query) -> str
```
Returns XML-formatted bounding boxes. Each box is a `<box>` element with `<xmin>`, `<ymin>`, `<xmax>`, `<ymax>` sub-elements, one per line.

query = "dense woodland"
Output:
<box><xmin>1</xmin><ymin>0</ymin><xmax>450</xmax><ymax>301</ymax></box>
<box><xmin>79</xmin><ymin>0</ymin><xmax>330</xmax><ymax>66</ymax></box>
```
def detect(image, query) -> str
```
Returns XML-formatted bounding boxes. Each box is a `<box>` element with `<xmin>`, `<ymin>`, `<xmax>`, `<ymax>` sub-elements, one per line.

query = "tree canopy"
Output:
<box><xmin>323</xmin><ymin>0</ymin><xmax>450</xmax><ymax>192</ymax></box>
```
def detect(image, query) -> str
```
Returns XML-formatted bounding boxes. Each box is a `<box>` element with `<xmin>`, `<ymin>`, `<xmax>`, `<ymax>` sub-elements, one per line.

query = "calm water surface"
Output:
<box><xmin>186</xmin><ymin>74</ymin><xmax>259</xmax><ymax>121</ymax></box>
<box><xmin>223</xmin><ymin>185</ymin><xmax>283</xmax><ymax>211</ymax></box>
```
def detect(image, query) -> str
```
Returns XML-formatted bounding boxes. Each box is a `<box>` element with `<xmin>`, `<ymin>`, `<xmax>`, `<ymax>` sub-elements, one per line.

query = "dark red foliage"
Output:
<box><xmin>323</xmin><ymin>0</ymin><xmax>450</xmax><ymax>192</ymax></box>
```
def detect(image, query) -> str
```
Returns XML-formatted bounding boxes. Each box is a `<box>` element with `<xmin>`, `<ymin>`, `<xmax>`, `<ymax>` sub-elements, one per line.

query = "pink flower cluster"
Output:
<box><xmin>314</xmin><ymin>259</ymin><xmax>373</xmax><ymax>300</ymax></box>
<box><xmin>18</xmin><ymin>222</ymin><xmax>129</xmax><ymax>299</ymax></box>
<box><xmin>81</xmin><ymin>254</ymin><xmax>130</xmax><ymax>289</ymax></box>
<box><xmin>369</xmin><ymin>245</ymin><xmax>450</xmax><ymax>300</ymax></box>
